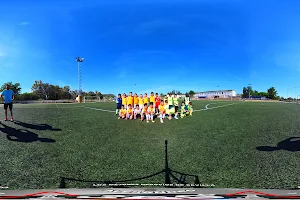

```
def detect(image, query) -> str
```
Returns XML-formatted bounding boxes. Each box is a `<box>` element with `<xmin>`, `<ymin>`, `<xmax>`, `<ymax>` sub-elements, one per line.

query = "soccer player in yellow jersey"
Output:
<box><xmin>138</xmin><ymin>94</ymin><xmax>144</xmax><ymax>109</ymax></box>
<box><xmin>143</xmin><ymin>93</ymin><xmax>149</xmax><ymax>105</ymax></box>
<box><xmin>118</xmin><ymin>105</ymin><xmax>127</xmax><ymax>119</ymax></box>
<box><xmin>163</xmin><ymin>95</ymin><xmax>167</xmax><ymax>105</ymax></box>
<box><xmin>127</xmin><ymin>92</ymin><xmax>134</xmax><ymax>108</ymax></box>
<box><xmin>141</xmin><ymin>103</ymin><xmax>148</xmax><ymax>121</ymax></box>
<box><xmin>122</xmin><ymin>93</ymin><xmax>127</xmax><ymax>109</ymax></box>
<box><xmin>149</xmin><ymin>92</ymin><xmax>155</xmax><ymax>109</ymax></box>
<box><xmin>159</xmin><ymin>100</ymin><xmax>166</xmax><ymax>123</ymax></box>
<box><xmin>127</xmin><ymin>104</ymin><xmax>134</xmax><ymax>120</ymax></box>
<box><xmin>133</xmin><ymin>93</ymin><xmax>139</xmax><ymax>108</ymax></box>
<box><xmin>147</xmin><ymin>102</ymin><xmax>155</xmax><ymax>123</ymax></box>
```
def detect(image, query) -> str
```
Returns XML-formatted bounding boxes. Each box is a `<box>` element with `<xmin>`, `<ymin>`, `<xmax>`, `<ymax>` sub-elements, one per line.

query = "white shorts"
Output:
<box><xmin>139</xmin><ymin>104</ymin><xmax>144</xmax><ymax>109</ymax></box>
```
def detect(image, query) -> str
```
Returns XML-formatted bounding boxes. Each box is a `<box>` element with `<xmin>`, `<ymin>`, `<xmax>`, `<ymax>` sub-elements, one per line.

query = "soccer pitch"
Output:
<box><xmin>0</xmin><ymin>100</ymin><xmax>299</xmax><ymax>190</ymax></box>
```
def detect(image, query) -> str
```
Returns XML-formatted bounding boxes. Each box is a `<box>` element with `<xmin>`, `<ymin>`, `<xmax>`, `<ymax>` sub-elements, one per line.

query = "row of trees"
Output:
<box><xmin>0</xmin><ymin>81</ymin><xmax>115</xmax><ymax>101</ymax></box>
<box><xmin>0</xmin><ymin>81</ymin><xmax>285</xmax><ymax>101</ymax></box>
<box><xmin>167</xmin><ymin>90</ymin><xmax>196</xmax><ymax>96</ymax></box>
<box><xmin>242</xmin><ymin>86</ymin><xmax>280</xmax><ymax>100</ymax></box>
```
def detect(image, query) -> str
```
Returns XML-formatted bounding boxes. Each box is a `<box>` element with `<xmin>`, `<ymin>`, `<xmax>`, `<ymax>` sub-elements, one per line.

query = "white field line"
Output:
<box><xmin>83</xmin><ymin>102</ymin><xmax>242</xmax><ymax>113</ymax></box>
<box><xmin>84</xmin><ymin>106</ymin><xmax>115</xmax><ymax>113</ymax></box>
<box><xmin>15</xmin><ymin>105</ymin><xmax>85</xmax><ymax>109</ymax></box>
<box><xmin>53</xmin><ymin>105</ymin><xmax>85</xmax><ymax>109</ymax></box>
<box><xmin>205</xmin><ymin>103</ymin><xmax>217</xmax><ymax>110</ymax></box>
<box><xmin>194</xmin><ymin>102</ymin><xmax>242</xmax><ymax>112</ymax></box>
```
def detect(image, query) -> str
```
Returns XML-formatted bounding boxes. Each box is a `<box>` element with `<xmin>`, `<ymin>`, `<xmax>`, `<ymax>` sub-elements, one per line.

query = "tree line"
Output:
<box><xmin>167</xmin><ymin>90</ymin><xmax>196</xmax><ymax>96</ymax></box>
<box><xmin>0</xmin><ymin>81</ymin><xmax>115</xmax><ymax>101</ymax></box>
<box><xmin>0</xmin><ymin>81</ymin><xmax>284</xmax><ymax>101</ymax></box>
<box><xmin>242</xmin><ymin>86</ymin><xmax>280</xmax><ymax>100</ymax></box>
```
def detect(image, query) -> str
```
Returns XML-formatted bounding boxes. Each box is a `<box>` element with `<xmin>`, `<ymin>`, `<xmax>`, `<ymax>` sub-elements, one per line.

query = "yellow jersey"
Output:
<box><xmin>143</xmin><ymin>97</ymin><xmax>149</xmax><ymax>104</ymax></box>
<box><xmin>127</xmin><ymin>96</ymin><xmax>134</xmax><ymax>105</ymax></box>
<box><xmin>138</xmin><ymin>97</ymin><xmax>144</xmax><ymax>105</ymax></box>
<box><xmin>127</xmin><ymin>108</ymin><xmax>133</xmax><ymax>115</ymax></box>
<box><xmin>122</xmin><ymin>97</ymin><xmax>127</xmax><ymax>105</ymax></box>
<box><xmin>142</xmin><ymin>107</ymin><xmax>148</xmax><ymax>114</ymax></box>
<box><xmin>134</xmin><ymin>96</ymin><xmax>139</xmax><ymax>104</ymax></box>
<box><xmin>147</xmin><ymin>107</ymin><xmax>154</xmax><ymax>114</ymax></box>
<box><xmin>159</xmin><ymin>105</ymin><xmax>165</xmax><ymax>113</ymax></box>
<box><xmin>120</xmin><ymin>109</ymin><xmax>126</xmax><ymax>115</ymax></box>
<box><xmin>150</xmin><ymin>95</ymin><xmax>155</xmax><ymax>103</ymax></box>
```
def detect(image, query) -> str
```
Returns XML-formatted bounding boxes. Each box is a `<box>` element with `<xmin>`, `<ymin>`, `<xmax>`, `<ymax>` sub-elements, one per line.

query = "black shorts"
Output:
<box><xmin>117</xmin><ymin>105</ymin><xmax>121</xmax><ymax>109</ymax></box>
<box><xmin>4</xmin><ymin>102</ymin><xmax>13</xmax><ymax>110</ymax></box>
<box><xmin>136</xmin><ymin>114</ymin><xmax>141</xmax><ymax>118</ymax></box>
<box><xmin>175</xmin><ymin>106</ymin><xmax>179</xmax><ymax>112</ymax></box>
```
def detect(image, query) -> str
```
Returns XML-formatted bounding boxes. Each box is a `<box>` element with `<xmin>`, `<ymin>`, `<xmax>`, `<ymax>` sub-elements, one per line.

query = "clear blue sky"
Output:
<box><xmin>1</xmin><ymin>0</ymin><xmax>300</xmax><ymax>97</ymax></box>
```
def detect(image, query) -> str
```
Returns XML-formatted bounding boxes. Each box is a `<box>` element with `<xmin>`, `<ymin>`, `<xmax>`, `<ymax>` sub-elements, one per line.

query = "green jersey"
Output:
<box><xmin>185</xmin><ymin>97</ymin><xmax>190</xmax><ymax>104</ymax></box>
<box><xmin>167</xmin><ymin>96</ymin><xmax>173</xmax><ymax>105</ymax></box>
<box><xmin>173</xmin><ymin>98</ymin><xmax>178</xmax><ymax>106</ymax></box>
<box><xmin>181</xmin><ymin>105</ymin><xmax>186</xmax><ymax>111</ymax></box>
<box><xmin>169</xmin><ymin>107</ymin><xmax>175</xmax><ymax>114</ymax></box>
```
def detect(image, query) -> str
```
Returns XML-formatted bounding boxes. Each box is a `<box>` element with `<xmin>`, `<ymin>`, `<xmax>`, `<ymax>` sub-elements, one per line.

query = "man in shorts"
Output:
<box><xmin>1</xmin><ymin>84</ymin><xmax>15</xmax><ymax>121</ymax></box>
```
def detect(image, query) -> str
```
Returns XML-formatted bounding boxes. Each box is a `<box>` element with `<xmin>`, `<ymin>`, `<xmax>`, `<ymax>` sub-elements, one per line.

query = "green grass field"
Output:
<box><xmin>0</xmin><ymin>100</ymin><xmax>299</xmax><ymax>190</ymax></box>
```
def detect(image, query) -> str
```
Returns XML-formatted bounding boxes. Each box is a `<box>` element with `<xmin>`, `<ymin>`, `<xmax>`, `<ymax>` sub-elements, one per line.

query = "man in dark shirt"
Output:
<box><xmin>116</xmin><ymin>94</ymin><xmax>122</xmax><ymax>115</ymax></box>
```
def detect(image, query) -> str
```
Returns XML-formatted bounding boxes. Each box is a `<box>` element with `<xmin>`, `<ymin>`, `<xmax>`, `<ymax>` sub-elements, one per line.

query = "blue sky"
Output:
<box><xmin>1</xmin><ymin>0</ymin><xmax>300</xmax><ymax>97</ymax></box>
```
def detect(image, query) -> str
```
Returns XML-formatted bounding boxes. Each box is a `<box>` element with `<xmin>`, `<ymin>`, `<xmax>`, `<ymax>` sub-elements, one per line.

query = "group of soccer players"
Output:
<box><xmin>115</xmin><ymin>92</ymin><xmax>193</xmax><ymax>123</ymax></box>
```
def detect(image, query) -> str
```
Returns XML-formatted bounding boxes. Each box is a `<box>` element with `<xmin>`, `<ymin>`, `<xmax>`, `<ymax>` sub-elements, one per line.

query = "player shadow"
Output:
<box><xmin>0</xmin><ymin>122</ymin><xmax>56</xmax><ymax>143</ymax></box>
<box><xmin>256</xmin><ymin>137</ymin><xmax>300</xmax><ymax>152</ymax></box>
<box><xmin>13</xmin><ymin>120</ymin><xmax>61</xmax><ymax>131</ymax></box>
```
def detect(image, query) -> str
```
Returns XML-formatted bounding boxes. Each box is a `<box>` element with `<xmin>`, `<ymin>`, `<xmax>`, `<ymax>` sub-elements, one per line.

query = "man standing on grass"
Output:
<box><xmin>167</xmin><ymin>93</ymin><xmax>173</xmax><ymax>109</ymax></box>
<box><xmin>1</xmin><ymin>84</ymin><xmax>15</xmax><ymax>121</ymax></box>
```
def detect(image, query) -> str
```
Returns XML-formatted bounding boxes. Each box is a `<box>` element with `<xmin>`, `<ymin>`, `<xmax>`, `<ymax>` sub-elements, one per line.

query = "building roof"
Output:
<box><xmin>195</xmin><ymin>90</ymin><xmax>235</xmax><ymax>93</ymax></box>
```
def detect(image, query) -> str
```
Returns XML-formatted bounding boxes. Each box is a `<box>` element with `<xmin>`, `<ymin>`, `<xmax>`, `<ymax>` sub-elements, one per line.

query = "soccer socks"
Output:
<box><xmin>151</xmin><ymin>115</ymin><xmax>155</xmax><ymax>122</ymax></box>
<box><xmin>159</xmin><ymin>114</ymin><xmax>164</xmax><ymax>123</ymax></box>
<box><xmin>116</xmin><ymin>109</ymin><xmax>119</xmax><ymax>115</ymax></box>
<box><xmin>175</xmin><ymin>113</ymin><xmax>178</xmax><ymax>119</ymax></box>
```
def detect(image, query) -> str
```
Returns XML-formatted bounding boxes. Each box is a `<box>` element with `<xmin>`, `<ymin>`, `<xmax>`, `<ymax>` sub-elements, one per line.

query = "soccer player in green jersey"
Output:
<box><xmin>167</xmin><ymin>93</ymin><xmax>173</xmax><ymax>109</ymax></box>
<box><xmin>180</xmin><ymin>101</ymin><xmax>187</xmax><ymax>118</ymax></box>
<box><xmin>187</xmin><ymin>102</ymin><xmax>193</xmax><ymax>116</ymax></box>
<box><xmin>184</xmin><ymin>93</ymin><xmax>190</xmax><ymax>105</ymax></box>
<box><xmin>173</xmin><ymin>94</ymin><xmax>179</xmax><ymax>119</ymax></box>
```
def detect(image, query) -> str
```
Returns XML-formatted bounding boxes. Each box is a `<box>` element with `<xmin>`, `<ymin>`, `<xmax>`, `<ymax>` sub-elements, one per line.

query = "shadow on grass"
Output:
<box><xmin>0</xmin><ymin>122</ymin><xmax>56</xmax><ymax>143</ymax></box>
<box><xmin>13</xmin><ymin>120</ymin><xmax>61</xmax><ymax>131</ymax></box>
<box><xmin>256</xmin><ymin>137</ymin><xmax>300</xmax><ymax>152</ymax></box>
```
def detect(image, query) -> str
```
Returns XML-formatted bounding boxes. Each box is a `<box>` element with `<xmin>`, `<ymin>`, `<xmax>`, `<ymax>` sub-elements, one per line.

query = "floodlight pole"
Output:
<box><xmin>76</xmin><ymin>57</ymin><xmax>84</xmax><ymax>95</ymax></box>
<box><xmin>248</xmin><ymin>84</ymin><xmax>251</xmax><ymax>99</ymax></box>
<box><xmin>287</xmin><ymin>86</ymin><xmax>300</xmax><ymax>102</ymax></box>
<box><xmin>293</xmin><ymin>86</ymin><xmax>300</xmax><ymax>102</ymax></box>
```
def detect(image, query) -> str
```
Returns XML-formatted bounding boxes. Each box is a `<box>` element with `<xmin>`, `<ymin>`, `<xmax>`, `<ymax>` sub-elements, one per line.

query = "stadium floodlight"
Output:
<box><xmin>76</xmin><ymin>57</ymin><xmax>84</xmax><ymax>95</ymax></box>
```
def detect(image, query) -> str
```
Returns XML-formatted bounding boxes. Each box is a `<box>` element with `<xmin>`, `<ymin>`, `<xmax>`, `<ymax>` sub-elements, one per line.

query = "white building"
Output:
<box><xmin>195</xmin><ymin>90</ymin><xmax>237</xmax><ymax>99</ymax></box>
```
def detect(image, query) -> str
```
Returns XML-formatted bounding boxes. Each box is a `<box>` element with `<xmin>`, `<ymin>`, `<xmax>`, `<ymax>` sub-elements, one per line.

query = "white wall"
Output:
<box><xmin>196</xmin><ymin>90</ymin><xmax>236</xmax><ymax>98</ymax></box>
